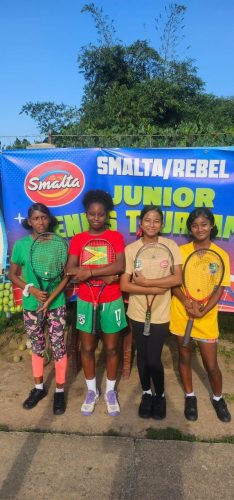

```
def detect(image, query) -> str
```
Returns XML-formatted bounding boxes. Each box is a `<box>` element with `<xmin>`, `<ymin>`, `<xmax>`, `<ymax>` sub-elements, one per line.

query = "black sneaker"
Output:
<box><xmin>184</xmin><ymin>396</ymin><xmax>198</xmax><ymax>421</ymax></box>
<box><xmin>212</xmin><ymin>398</ymin><xmax>231</xmax><ymax>423</ymax></box>
<box><xmin>23</xmin><ymin>387</ymin><xmax>47</xmax><ymax>410</ymax></box>
<box><xmin>138</xmin><ymin>393</ymin><xmax>153</xmax><ymax>418</ymax></box>
<box><xmin>152</xmin><ymin>395</ymin><xmax>166</xmax><ymax>420</ymax></box>
<box><xmin>53</xmin><ymin>392</ymin><xmax>66</xmax><ymax>415</ymax></box>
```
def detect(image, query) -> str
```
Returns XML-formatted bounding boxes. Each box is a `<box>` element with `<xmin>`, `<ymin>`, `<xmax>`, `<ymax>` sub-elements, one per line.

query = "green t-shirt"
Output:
<box><xmin>11</xmin><ymin>235</ymin><xmax>66</xmax><ymax>311</ymax></box>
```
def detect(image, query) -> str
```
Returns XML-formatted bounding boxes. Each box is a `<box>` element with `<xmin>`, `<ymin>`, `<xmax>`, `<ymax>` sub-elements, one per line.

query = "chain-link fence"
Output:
<box><xmin>1</xmin><ymin>131</ymin><xmax>234</xmax><ymax>149</ymax></box>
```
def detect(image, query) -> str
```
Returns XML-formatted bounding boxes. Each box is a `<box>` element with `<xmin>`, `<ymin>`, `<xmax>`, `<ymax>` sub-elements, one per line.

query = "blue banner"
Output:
<box><xmin>1</xmin><ymin>147</ymin><xmax>234</xmax><ymax>311</ymax></box>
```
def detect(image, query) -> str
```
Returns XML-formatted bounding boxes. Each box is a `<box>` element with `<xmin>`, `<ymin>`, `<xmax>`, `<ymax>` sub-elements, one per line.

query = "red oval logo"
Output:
<box><xmin>24</xmin><ymin>160</ymin><xmax>85</xmax><ymax>207</ymax></box>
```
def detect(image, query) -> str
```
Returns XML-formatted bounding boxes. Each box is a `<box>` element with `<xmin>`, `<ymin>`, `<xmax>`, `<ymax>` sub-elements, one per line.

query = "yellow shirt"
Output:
<box><xmin>170</xmin><ymin>242</ymin><xmax>230</xmax><ymax>339</ymax></box>
<box><xmin>125</xmin><ymin>236</ymin><xmax>182</xmax><ymax>324</ymax></box>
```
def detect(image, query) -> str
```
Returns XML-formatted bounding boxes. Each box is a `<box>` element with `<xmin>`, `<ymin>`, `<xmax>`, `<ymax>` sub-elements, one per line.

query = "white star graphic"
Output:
<box><xmin>14</xmin><ymin>213</ymin><xmax>25</xmax><ymax>224</ymax></box>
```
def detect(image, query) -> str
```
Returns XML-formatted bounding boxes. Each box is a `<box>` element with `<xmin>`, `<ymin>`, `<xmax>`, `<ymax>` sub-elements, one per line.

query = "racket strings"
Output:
<box><xmin>80</xmin><ymin>239</ymin><xmax>116</xmax><ymax>286</ymax></box>
<box><xmin>184</xmin><ymin>252</ymin><xmax>224</xmax><ymax>301</ymax></box>
<box><xmin>135</xmin><ymin>245</ymin><xmax>174</xmax><ymax>279</ymax></box>
<box><xmin>31</xmin><ymin>235</ymin><xmax>68</xmax><ymax>280</ymax></box>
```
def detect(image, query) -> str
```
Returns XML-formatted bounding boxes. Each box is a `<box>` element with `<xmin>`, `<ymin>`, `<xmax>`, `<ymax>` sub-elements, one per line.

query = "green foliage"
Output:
<box><xmin>3</xmin><ymin>138</ymin><xmax>31</xmax><ymax>150</ymax></box>
<box><xmin>20</xmin><ymin>101</ymin><xmax>79</xmax><ymax>135</ymax></box>
<box><xmin>19</xmin><ymin>2</ymin><xmax>234</xmax><ymax>148</ymax></box>
<box><xmin>81</xmin><ymin>3</ymin><xmax>117</xmax><ymax>47</ymax></box>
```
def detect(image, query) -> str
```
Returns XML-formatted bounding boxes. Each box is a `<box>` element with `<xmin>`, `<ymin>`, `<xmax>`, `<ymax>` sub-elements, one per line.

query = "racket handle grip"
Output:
<box><xmin>36</xmin><ymin>300</ymin><xmax>44</xmax><ymax>323</ymax></box>
<box><xmin>143</xmin><ymin>322</ymin><xmax>151</xmax><ymax>337</ymax></box>
<box><xmin>182</xmin><ymin>319</ymin><xmax>194</xmax><ymax>347</ymax></box>
<box><xmin>92</xmin><ymin>306</ymin><xmax>97</xmax><ymax>335</ymax></box>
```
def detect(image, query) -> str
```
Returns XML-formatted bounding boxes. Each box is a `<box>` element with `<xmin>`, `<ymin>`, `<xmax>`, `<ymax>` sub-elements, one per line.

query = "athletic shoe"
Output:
<box><xmin>152</xmin><ymin>395</ymin><xmax>166</xmax><ymax>420</ymax></box>
<box><xmin>184</xmin><ymin>396</ymin><xmax>198</xmax><ymax>421</ymax></box>
<box><xmin>212</xmin><ymin>398</ymin><xmax>231</xmax><ymax>423</ymax></box>
<box><xmin>138</xmin><ymin>393</ymin><xmax>153</xmax><ymax>419</ymax></box>
<box><xmin>53</xmin><ymin>392</ymin><xmax>66</xmax><ymax>415</ymax></box>
<box><xmin>23</xmin><ymin>387</ymin><xmax>47</xmax><ymax>410</ymax></box>
<box><xmin>81</xmin><ymin>390</ymin><xmax>99</xmax><ymax>416</ymax></box>
<box><xmin>104</xmin><ymin>390</ymin><xmax>120</xmax><ymax>416</ymax></box>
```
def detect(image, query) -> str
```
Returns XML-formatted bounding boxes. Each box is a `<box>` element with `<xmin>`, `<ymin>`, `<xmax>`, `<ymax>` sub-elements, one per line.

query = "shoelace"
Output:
<box><xmin>106</xmin><ymin>391</ymin><xmax>117</xmax><ymax>405</ymax></box>
<box><xmin>85</xmin><ymin>391</ymin><xmax>96</xmax><ymax>404</ymax></box>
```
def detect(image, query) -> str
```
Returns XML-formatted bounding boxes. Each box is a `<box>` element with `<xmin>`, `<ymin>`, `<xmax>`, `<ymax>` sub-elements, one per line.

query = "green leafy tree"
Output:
<box><xmin>19</xmin><ymin>2</ymin><xmax>233</xmax><ymax>148</ymax></box>
<box><xmin>20</xmin><ymin>102</ymin><xmax>79</xmax><ymax>135</ymax></box>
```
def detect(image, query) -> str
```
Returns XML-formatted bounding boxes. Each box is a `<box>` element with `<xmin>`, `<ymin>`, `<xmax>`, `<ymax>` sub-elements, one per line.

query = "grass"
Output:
<box><xmin>0</xmin><ymin>312</ymin><xmax>25</xmax><ymax>335</ymax></box>
<box><xmin>145</xmin><ymin>426</ymin><xmax>234</xmax><ymax>444</ymax></box>
<box><xmin>0</xmin><ymin>425</ymin><xmax>233</xmax><ymax>444</ymax></box>
<box><xmin>223</xmin><ymin>393</ymin><xmax>234</xmax><ymax>403</ymax></box>
<box><xmin>219</xmin><ymin>312</ymin><xmax>234</xmax><ymax>342</ymax></box>
<box><xmin>217</xmin><ymin>345</ymin><xmax>234</xmax><ymax>358</ymax></box>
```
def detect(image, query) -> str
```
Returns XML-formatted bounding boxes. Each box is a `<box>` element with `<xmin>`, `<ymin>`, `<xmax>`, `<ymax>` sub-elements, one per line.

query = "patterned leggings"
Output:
<box><xmin>23</xmin><ymin>306</ymin><xmax>67</xmax><ymax>361</ymax></box>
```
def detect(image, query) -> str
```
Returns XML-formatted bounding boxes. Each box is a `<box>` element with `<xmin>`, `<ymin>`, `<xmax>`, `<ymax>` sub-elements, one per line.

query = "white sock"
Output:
<box><xmin>213</xmin><ymin>394</ymin><xmax>222</xmax><ymax>401</ymax></box>
<box><xmin>186</xmin><ymin>392</ymin><xmax>195</xmax><ymax>397</ymax></box>
<box><xmin>143</xmin><ymin>389</ymin><xmax>152</xmax><ymax>395</ymax></box>
<box><xmin>55</xmin><ymin>388</ymin><xmax>64</xmax><ymax>393</ymax></box>
<box><xmin>86</xmin><ymin>378</ymin><xmax>97</xmax><ymax>393</ymax></box>
<box><xmin>35</xmin><ymin>383</ymin><xmax>44</xmax><ymax>390</ymax></box>
<box><xmin>106</xmin><ymin>378</ymin><xmax>116</xmax><ymax>394</ymax></box>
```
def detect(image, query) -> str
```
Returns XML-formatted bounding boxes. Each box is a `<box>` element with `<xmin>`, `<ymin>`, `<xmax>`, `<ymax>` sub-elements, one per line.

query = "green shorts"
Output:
<box><xmin>76</xmin><ymin>297</ymin><xmax>128</xmax><ymax>334</ymax></box>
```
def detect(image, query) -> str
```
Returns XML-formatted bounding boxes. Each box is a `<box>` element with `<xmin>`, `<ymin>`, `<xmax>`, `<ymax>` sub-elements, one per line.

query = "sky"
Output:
<box><xmin>0</xmin><ymin>0</ymin><xmax>233</xmax><ymax>145</ymax></box>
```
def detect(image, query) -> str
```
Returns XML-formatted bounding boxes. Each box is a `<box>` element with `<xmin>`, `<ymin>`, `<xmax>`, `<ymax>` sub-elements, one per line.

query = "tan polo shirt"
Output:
<box><xmin>125</xmin><ymin>236</ymin><xmax>182</xmax><ymax>324</ymax></box>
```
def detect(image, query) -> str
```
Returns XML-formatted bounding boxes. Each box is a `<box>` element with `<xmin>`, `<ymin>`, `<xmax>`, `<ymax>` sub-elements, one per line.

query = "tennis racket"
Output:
<box><xmin>30</xmin><ymin>232</ymin><xmax>68</xmax><ymax>323</ymax></box>
<box><xmin>80</xmin><ymin>238</ymin><xmax>116</xmax><ymax>335</ymax></box>
<box><xmin>134</xmin><ymin>243</ymin><xmax>174</xmax><ymax>336</ymax></box>
<box><xmin>182</xmin><ymin>248</ymin><xmax>225</xmax><ymax>347</ymax></box>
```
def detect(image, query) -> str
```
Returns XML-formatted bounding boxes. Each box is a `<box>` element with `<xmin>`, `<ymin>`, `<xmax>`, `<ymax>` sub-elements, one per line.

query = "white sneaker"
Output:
<box><xmin>81</xmin><ymin>390</ymin><xmax>99</xmax><ymax>416</ymax></box>
<box><xmin>104</xmin><ymin>390</ymin><xmax>120</xmax><ymax>416</ymax></box>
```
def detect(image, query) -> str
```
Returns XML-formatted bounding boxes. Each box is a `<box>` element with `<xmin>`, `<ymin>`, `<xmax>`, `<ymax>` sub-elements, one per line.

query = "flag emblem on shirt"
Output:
<box><xmin>82</xmin><ymin>245</ymin><xmax>108</xmax><ymax>266</ymax></box>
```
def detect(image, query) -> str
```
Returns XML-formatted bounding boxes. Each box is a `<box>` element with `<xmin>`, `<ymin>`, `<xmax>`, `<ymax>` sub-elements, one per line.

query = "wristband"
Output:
<box><xmin>22</xmin><ymin>283</ymin><xmax>34</xmax><ymax>297</ymax></box>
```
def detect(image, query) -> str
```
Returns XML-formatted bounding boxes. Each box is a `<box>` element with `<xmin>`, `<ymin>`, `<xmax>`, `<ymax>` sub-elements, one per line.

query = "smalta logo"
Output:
<box><xmin>24</xmin><ymin>160</ymin><xmax>85</xmax><ymax>207</ymax></box>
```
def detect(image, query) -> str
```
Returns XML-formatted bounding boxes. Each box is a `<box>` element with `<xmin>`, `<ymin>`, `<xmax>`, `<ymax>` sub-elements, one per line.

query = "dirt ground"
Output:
<box><xmin>0</xmin><ymin>322</ymin><xmax>233</xmax><ymax>440</ymax></box>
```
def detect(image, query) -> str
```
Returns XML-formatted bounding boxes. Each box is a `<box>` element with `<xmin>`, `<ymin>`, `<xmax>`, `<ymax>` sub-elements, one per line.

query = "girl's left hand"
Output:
<box><xmin>187</xmin><ymin>301</ymin><xmax>205</xmax><ymax>318</ymax></box>
<box><xmin>37</xmin><ymin>301</ymin><xmax>49</xmax><ymax>318</ymax></box>
<box><xmin>67</xmin><ymin>267</ymin><xmax>91</xmax><ymax>282</ymax></box>
<box><xmin>133</xmin><ymin>270</ymin><xmax>146</xmax><ymax>286</ymax></box>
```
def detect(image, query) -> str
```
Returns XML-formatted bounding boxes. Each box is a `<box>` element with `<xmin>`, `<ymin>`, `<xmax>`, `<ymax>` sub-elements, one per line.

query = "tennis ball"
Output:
<box><xmin>0</xmin><ymin>291</ymin><xmax>3</xmax><ymax>298</ymax></box>
<box><xmin>3</xmin><ymin>290</ymin><xmax>10</xmax><ymax>297</ymax></box>
<box><xmin>16</xmin><ymin>305</ymin><xmax>22</xmax><ymax>312</ymax></box>
<box><xmin>0</xmin><ymin>297</ymin><xmax>2</xmax><ymax>304</ymax></box>
<box><xmin>4</xmin><ymin>282</ymin><xmax>11</xmax><ymax>290</ymax></box>
<box><xmin>3</xmin><ymin>296</ymin><xmax>9</xmax><ymax>305</ymax></box>
<box><xmin>18</xmin><ymin>343</ymin><xmax>27</xmax><ymax>351</ymax></box>
<box><xmin>10</xmin><ymin>306</ymin><xmax>15</xmax><ymax>313</ymax></box>
<box><xmin>13</xmin><ymin>355</ymin><xmax>22</xmax><ymax>363</ymax></box>
<box><xmin>0</xmin><ymin>284</ymin><xmax>4</xmax><ymax>291</ymax></box>
<box><xmin>0</xmin><ymin>305</ymin><xmax>3</xmax><ymax>312</ymax></box>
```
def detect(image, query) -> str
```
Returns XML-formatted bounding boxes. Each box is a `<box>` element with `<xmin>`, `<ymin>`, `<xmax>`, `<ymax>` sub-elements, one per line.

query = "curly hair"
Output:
<box><xmin>82</xmin><ymin>190</ymin><xmax>114</xmax><ymax>213</ymax></box>
<box><xmin>186</xmin><ymin>208</ymin><xmax>218</xmax><ymax>239</ymax></box>
<box><xmin>22</xmin><ymin>203</ymin><xmax>58</xmax><ymax>231</ymax></box>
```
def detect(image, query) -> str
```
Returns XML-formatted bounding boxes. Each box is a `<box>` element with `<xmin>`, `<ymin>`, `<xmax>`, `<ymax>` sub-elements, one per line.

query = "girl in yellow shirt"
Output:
<box><xmin>170</xmin><ymin>208</ymin><xmax>231</xmax><ymax>423</ymax></box>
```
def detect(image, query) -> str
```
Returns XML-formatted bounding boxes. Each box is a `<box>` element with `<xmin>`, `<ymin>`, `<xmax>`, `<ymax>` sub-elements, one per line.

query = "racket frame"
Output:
<box><xmin>79</xmin><ymin>238</ymin><xmax>116</xmax><ymax>335</ymax></box>
<box><xmin>182</xmin><ymin>248</ymin><xmax>225</xmax><ymax>347</ymax></box>
<box><xmin>30</xmin><ymin>232</ymin><xmax>68</xmax><ymax>322</ymax></box>
<box><xmin>134</xmin><ymin>242</ymin><xmax>174</xmax><ymax>337</ymax></box>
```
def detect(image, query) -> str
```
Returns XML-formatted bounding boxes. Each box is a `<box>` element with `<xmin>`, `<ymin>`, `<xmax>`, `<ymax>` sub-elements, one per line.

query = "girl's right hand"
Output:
<box><xmin>183</xmin><ymin>298</ymin><xmax>194</xmax><ymax>311</ymax></box>
<box><xmin>30</xmin><ymin>287</ymin><xmax>48</xmax><ymax>302</ymax></box>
